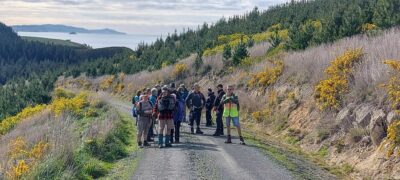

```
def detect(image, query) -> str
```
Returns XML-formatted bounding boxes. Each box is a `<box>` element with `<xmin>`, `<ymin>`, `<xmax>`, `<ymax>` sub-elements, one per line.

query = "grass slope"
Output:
<box><xmin>21</xmin><ymin>36</ymin><xmax>85</xmax><ymax>48</ymax></box>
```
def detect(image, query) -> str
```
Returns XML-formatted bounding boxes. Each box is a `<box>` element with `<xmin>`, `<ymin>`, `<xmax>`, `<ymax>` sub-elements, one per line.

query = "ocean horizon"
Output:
<box><xmin>17</xmin><ymin>32</ymin><xmax>160</xmax><ymax>50</ymax></box>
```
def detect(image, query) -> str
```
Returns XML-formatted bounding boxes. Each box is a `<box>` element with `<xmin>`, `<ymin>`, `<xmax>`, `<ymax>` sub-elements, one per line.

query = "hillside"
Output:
<box><xmin>59</xmin><ymin>27</ymin><xmax>400</xmax><ymax>179</ymax></box>
<box><xmin>12</xmin><ymin>24</ymin><xmax>125</xmax><ymax>34</ymax></box>
<box><xmin>1</xmin><ymin>0</ymin><xmax>400</xmax><ymax>179</ymax></box>
<box><xmin>21</xmin><ymin>36</ymin><xmax>86</xmax><ymax>48</ymax></box>
<box><xmin>0</xmin><ymin>22</ymin><xmax>133</xmax><ymax>120</ymax></box>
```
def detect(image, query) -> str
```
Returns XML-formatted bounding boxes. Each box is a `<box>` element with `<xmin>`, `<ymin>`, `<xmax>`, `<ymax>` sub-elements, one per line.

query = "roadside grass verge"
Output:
<box><xmin>242</xmin><ymin>131</ymin><xmax>349</xmax><ymax>179</ymax></box>
<box><xmin>27</xmin><ymin>109</ymin><xmax>138</xmax><ymax>179</ymax></box>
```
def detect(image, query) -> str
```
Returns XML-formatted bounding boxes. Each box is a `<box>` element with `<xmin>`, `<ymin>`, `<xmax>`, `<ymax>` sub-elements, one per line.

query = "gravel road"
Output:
<box><xmin>108</xmin><ymin>97</ymin><xmax>334</xmax><ymax>180</ymax></box>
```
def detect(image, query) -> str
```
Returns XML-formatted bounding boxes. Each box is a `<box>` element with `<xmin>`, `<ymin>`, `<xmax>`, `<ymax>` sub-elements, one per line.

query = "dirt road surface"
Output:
<box><xmin>108</xmin><ymin>96</ymin><xmax>335</xmax><ymax>180</ymax></box>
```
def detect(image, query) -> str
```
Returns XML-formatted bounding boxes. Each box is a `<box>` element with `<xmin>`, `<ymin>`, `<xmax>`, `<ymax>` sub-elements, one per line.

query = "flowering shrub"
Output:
<box><xmin>0</xmin><ymin>104</ymin><xmax>47</xmax><ymax>135</ymax></box>
<box><xmin>361</xmin><ymin>23</ymin><xmax>378</xmax><ymax>33</ymax></box>
<box><xmin>248</xmin><ymin>60</ymin><xmax>284</xmax><ymax>88</ymax></box>
<box><xmin>5</xmin><ymin>137</ymin><xmax>49</xmax><ymax>179</ymax></box>
<box><xmin>51</xmin><ymin>92</ymin><xmax>89</xmax><ymax>116</ymax></box>
<box><xmin>315</xmin><ymin>48</ymin><xmax>364</xmax><ymax>110</ymax></box>
<box><xmin>386</xmin><ymin>121</ymin><xmax>400</xmax><ymax>157</ymax></box>
<box><xmin>203</xmin><ymin>26</ymin><xmax>288</xmax><ymax>57</ymax></box>
<box><xmin>382</xmin><ymin>60</ymin><xmax>400</xmax><ymax>157</ymax></box>
<box><xmin>100</xmin><ymin>75</ymin><xmax>115</xmax><ymax>90</ymax></box>
<box><xmin>113</xmin><ymin>83</ymin><xmax>125</xmax><ymax>94</ymax></box>
<box><xmin>383</xmin><ymin>60</ymin><xmax>400</xmax><ymax>113</ymax></box>
<box><xmin>172</xmin><ymin>63</ymin><xmax>189</xmax><ymax>79</ymax></box>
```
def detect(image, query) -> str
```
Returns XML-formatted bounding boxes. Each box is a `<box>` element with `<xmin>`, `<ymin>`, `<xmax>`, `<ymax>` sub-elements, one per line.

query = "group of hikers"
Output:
<box><xmin>132</xmin><ymin>83</ymin><xmax>245</xmax><ymax>148</ymax></box>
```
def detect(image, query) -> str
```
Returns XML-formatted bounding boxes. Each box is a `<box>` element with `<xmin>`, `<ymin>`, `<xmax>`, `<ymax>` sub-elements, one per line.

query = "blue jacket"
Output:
<box><xmin>149</xmin><ymin>95</ymin><xmax>157</xmax><ymax>106</ymax></box>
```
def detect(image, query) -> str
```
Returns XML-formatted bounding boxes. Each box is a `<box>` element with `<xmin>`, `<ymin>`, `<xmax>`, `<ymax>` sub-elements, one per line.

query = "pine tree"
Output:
<box><xmin>223</xmin><ymin>44</ymin><xmax>232</xmax><ymax>61</ymax></box>
<box><xmin>193</xmin><ymin>53</ymin><xmax>203</xmax><ymax>70</ymax></box>
<box><xmin>232</xmin><ymin>42</ymin><xmax>249</xmax><ymax>66</ymax></box>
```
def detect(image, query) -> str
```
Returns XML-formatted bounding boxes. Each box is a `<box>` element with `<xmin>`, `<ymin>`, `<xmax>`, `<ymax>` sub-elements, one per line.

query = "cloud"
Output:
<box><xmin>0</xmin><ymin>0</ymin><xmax>287</xmax><ymax>34</ymax></box>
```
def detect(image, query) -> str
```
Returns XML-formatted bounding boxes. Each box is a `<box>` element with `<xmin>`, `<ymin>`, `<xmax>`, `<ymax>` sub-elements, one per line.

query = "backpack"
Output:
<box><xmin>158</xmin><ymin>96</ymin><xmax>176</xmax><ymax>112</ymax></box>
<box><xmin>132</xmin><ymin>107</ymin><xmax>138</xmax><ymax>118</ymax></box>
<box><xmin>137</xmin><ymin>101</ymin><xmax>153</xmax><ymax>116</ymax></box>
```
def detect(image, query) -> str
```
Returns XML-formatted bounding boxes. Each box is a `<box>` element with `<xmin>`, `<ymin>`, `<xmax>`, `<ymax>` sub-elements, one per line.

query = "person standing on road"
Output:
<box><xmin>132</xmin><ymin>90</ymin><xmax>142</xmax><ymax>126</ymax></box>
<box><xmin>213</xmin><ymin>84</ymin><xmax>225</xmax><ymax>136</ymax></box>
<box><xmin>172</xmin><ymin>86</ymin><xmax>185</xmax><ymax>143</ymax></box>
<box><xmin>205</xmin><ymin>88</ymin><xmax>216</xmax><ymax>127</ymax></box>
<box><xmin>221</xmin><ymin>85</ymin><xmax>245</xmax><ymax>145</ymax></box>
<box><xmin>185</xmin><ymin>83</ymin><xmax>206</xmax><ymax>134</ymax></box>
<box><xmin>153</xmin><ymin>86</ymin><xmax>176</xmax><ymax>148</ymax></box>
<box><xmin>136</xmin><ymin>94</ymin><xmax>153</xmax><ymax>148</ymax></box>
<box><xmin>147</xmin><ymin>88</ymin><xmax>158</xmax><ymax>142</ymax></box>
<box><xmin>179</xmin><ymin>84</ymin><xmax>189</xmax><ymax>122</ymax></box>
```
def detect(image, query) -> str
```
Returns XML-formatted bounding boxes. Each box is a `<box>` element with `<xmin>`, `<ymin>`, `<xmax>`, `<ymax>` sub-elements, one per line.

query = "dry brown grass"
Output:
<box><xmin>0</xmin><ymin>111</ymin><xmax>78</xmax><ymax>176</ymax></box>
<box><xmin>0</xmin><ymin>91</ymin><xmax>117</xmax><ymax>179</ymax></box>
<box><xmin>283</xmin><ymin>28</ymin><xmax>400</xmax><ymax>87</ymax></box>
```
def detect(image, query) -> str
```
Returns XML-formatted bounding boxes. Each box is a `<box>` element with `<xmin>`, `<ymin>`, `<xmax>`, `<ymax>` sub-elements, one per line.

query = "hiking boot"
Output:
<box><xmin>195</xmin><ymin>128</ymin><xmax>204</xmax><ymax>134</ymax></box>
<box><xmin>165</xmin><ymin>135</ymin><xmax>172</xmax><ymax>147</ymax></box>
<box><xmin>143</xmin><ymin>141</ymin><xmax>150</xmax><ymax>147</ymax></box>
<box><xmin>225</xmin><ymin>135</ymin><xmax>232</xmax><ymax>144</ymax></box>
<box><xmin>158</xmin><ymin>135</ymin><xmax>164</xmax><ymax>148</ymax></box>
<box><xmin>190</xmin><ymin>127</ymin><xmax>194</xmax><ymax>134</ymax></box>
<box><xmin>138</xmin><ymin>141</ymin><xmax>142</xmax><ymax>147</ymax></box>
<box><xmin>239</xmin><ymin>136</ymin><xmax>246</xmax><ymax>145</ymax></box>
<box><xmin>158</xmin><ymin>144</ymin><xmax>164</xmax><ymax>148</ymax></box>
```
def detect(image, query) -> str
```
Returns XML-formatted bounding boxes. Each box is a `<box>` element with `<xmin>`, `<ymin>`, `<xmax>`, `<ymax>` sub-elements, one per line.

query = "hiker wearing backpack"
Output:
<box><xmin>147</xmin><ymin>88</ymin><xmax>158</xmax><ymax>142</ymax></box>
<box><xmin>136</xmin><ymin>94</ymin><xmax>153</xmax><ymax>148</ymax></box>
<box><xmin>179</xmin><ymin>84</ymin><xmax>189</xmax><ymax>122</ymax></box>
<box><xmin>153</xmin><ymin>86</ymin><xmax>176</xmax><ymax>148</ymax></box>
<box><xmin>132</xmin><ymin>90</ymin><xmax>142</xmax><ymax>126</ymax></box>
<box><xmin>221</xmin><ymin>85</ymin><xmax>245</xmax><ymax>145</ymax></box>
<box><xmin>205</xmin><ymin>88</ymin><xmax>216</xmax><ymax>127</ymax></box>
<box><xmin>213</xmin><ymin>84</ymin><xmax>225</xmax><ymax>136</ymax></box>
<box><xmin>185</xmin><ymin>83</ymin><xmax>206</xmax><ymax>134</ymax></box>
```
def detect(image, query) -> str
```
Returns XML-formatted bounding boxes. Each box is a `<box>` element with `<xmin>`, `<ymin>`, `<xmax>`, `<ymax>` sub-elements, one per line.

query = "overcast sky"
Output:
<box><xmin>0</xmin><ymin>0</ymin><xmax>288</xmax><ymax>35</ymax></box>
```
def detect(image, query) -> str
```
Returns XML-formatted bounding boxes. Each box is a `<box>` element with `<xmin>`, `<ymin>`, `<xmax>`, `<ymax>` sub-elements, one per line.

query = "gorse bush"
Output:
<box><xmin>0</xmin><ymin>104</ymin><xmax>47</xmax><ymax>135</ymax></box>
<box><xmin>248</xmin><ymin>60</ymin><xmax>284</xmax><ymax>88</ymax></box>
<box><xmin>51</xmin><ymin>92</ymin><xmax>89</xmax><ymax>117</ymax></box>
<box><xmin>383</xmin><ymin>60</ymin><xmax>400</xmax><ymax>113</ymax></box>
<box><xmin>315</xmin><ymin>48</ymin><xmax>364</xmax><ymax>110</ymax></box>
<box><xmin>100</xmin><ymin>75</ymin><xmax>115</xmax><ymax>90</ymax></box>
<box><xmin>203</xmin><ymin>25</ymin><xmax>289</xmax><ymax>57</ymax></box>
<box><xmin>386</xmin><ymin>121</ymin><xmax>400</xmax><ymax>157</ymax></box>
<box><xmin>5</xmin><ymin>137</ymin><xmax>49</xmax><ymax>179</ymax></box>
<box><xmin>172</xmin><ymin>63</ymin><xmax>189</xmax><ymax>79</ymax></box>
<box><xmin>382</xmin><ymin>59</ymin><xmax>400</xmax><ymax>157</ymax></box>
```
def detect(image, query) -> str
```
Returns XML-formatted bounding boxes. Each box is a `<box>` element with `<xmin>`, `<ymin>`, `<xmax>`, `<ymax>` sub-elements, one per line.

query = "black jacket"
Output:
<box><xmin>185</xmin><ymin>91</ymin><xmax>206</xmax><ymax>109</ymax></box>
<box><xmin>205</xmin><ymin>92</ymin><xmax>216</xmax><ymax>110</ymax></box>
<box><xmin>213</xmin><ymin>89</ymin><xmax>225</xmax><ymax>112</ymax></box>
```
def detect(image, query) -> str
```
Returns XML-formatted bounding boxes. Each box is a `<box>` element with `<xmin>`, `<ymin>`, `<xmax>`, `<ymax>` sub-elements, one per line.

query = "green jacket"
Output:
<box><xmin>221</xmin><ymin>94</ymin><xmax>240</xmax><ymax>117</ymax></box>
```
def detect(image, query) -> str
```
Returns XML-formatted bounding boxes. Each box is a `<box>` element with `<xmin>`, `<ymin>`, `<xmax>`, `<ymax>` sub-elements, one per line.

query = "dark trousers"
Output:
<box><xmin>147</xmin><ymin>118</ymin><xmax>154</xmax><ymax>141</ymax></box>
<box><xmin>189</xmin><ymin>109</ymin><xmax>202</xmax><ymax>128</ymax></box>
<box><xmin>206</xmin><ymin>109</ymin><xmax>213</xmax><ymax>126</ymax></box>
<box><xmin>170</xmin><ymin>121</ymin><xmax>181</xmax><ymax>142</ymax></box>
<box><xmin>175</xmin><ymin>121</ymin><xmax>181</xmax><ymax>142</ymax></box>
<box><xmin>215</xmin><ymin>111</ymin><xmax>224</xmax><ymax>134</ymax></box>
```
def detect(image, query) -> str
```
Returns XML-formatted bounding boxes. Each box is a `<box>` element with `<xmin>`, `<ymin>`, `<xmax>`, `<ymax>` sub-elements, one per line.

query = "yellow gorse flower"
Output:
<box><xmin>5</xmin><ymin>137</ymin><xmax>49</xmax><ymax>179</ymax></box>
<box><xmin>248</xmin><ymin>60</ymin><xmax>284</xmax><ymax>88</ymax></box>
<box><xmin>51</xmin><ymin>92</ymin><xmax>89</xmax><ymax>116</ymax></box>
<box><xmin>315</xmin><ymin>48</ymin><xmax>364</xmax><ymax>110</ymax></box>
<box><xmin>0</xmin><ymin>105</ymin><xmax>47</xmax><ymax>135</ymax></box>
<box><xmin>172</xmin><ymin>63</ymin><xmax>189</xmax><ymax>78</ymax></box>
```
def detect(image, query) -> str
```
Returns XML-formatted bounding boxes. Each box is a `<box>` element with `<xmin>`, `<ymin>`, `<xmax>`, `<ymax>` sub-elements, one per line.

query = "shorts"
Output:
<box><xmin>225</xmin><ymin>117</ymin><xmax>240</xmax><ymax>127</ymax></box>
